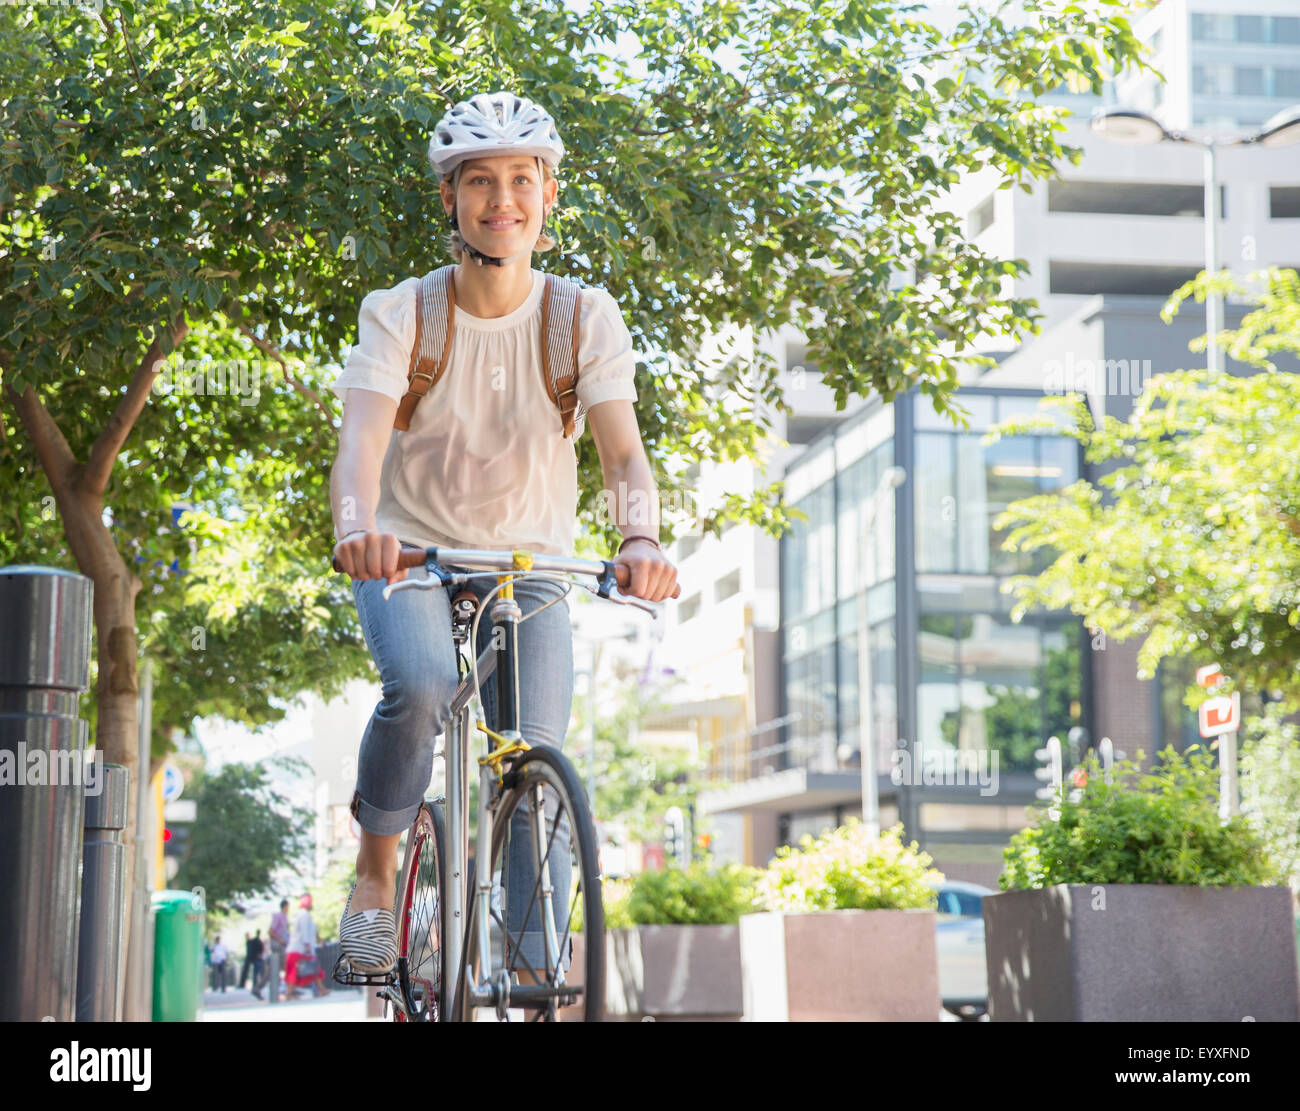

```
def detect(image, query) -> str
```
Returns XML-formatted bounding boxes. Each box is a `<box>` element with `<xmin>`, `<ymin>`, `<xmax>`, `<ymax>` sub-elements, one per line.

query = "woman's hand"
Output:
<box><xmin>332</xmin><ymin>529</ymin><xmax>409</xmax><ymax>585</ymax></box>
<box><xmin>613</xmin><ymin>538</ymin><xmax>679</xmax><ymax>602</ymax></box>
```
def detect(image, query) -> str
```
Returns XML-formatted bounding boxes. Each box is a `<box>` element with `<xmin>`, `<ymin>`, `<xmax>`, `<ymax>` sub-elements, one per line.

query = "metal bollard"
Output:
<box><xmin>76</xmin><ymin>763</ymin><xmax>129</xmax><ymax>1021</ymax></box>
<box><xmin>0</xmin><ymin>565</ymin><xmax>94</xmax><ymax>1022</ymax></box>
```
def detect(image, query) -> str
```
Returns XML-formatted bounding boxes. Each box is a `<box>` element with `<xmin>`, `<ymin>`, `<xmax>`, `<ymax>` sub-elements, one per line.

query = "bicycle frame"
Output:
<box><xmin>428</xmin><ymin>549</ymin><xmax>598</xmax><ymax>1016</ymax></box>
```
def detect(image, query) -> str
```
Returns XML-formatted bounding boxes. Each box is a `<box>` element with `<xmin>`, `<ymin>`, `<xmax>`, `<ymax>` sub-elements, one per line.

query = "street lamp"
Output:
<box><xmin>1090</xmin><ymin>103</ymin><xmax>1300</xmax><ymax>373</ymax></box>
<box><xmin>858</xmin><ymin>464</ymin><xmax>906</xmax><ymax>839</ymax></box>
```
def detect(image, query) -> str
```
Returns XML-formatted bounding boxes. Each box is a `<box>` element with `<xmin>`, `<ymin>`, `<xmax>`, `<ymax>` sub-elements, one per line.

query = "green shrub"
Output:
<box><xmin>757</xmin><ymin>818</ymin><xmax>942</xmax><ymax>912</ymax></box>
<box><xmin>1000</xmin><ymin>744</ymin><xmax>1282</xmax><ymax>890</ymax></box>
<box><xmin>621</xmin><ymin>859</ymin><xmax>763</xmax><ymax>926</ymax></box>
<box><xmin>571</xmin><ymin>876</ymin><xmax>633</xmax><ymax>933</ymax></box>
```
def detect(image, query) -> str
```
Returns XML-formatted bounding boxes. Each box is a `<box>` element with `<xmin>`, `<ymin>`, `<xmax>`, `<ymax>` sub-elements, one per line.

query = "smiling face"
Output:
<box><xmin>440</xmin><ymin>154</ymin><xmax>558</xmax><ymax>257</ymax></box>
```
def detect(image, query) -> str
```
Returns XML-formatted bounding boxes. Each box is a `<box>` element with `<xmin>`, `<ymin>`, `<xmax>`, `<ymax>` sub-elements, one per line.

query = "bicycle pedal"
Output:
<box><xmin>332</xmin><ymin>954</ymin><xmax>397</xmax><ymax>987</ymax></box>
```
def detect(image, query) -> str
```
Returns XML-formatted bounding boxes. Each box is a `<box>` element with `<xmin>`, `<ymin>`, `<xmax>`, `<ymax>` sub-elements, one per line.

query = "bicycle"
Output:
<box><xmin>329</xmin><ymin>544</ymin><xmax>675</xmax><ymax>1021</ymax></box>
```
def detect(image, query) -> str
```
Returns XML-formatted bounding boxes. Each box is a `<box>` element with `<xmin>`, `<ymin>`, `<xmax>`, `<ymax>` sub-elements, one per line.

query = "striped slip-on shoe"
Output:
<box><xmin>339</xmin><ymin>882</ymin><xmax>398</xmax><ymax>974</ymax></box>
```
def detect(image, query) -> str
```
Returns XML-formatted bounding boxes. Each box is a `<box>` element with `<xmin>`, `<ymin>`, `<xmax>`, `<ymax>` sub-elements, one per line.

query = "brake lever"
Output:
<box><xmin>382</xmin><ymin>577</ymin><xmax>441</xmax><ymax>601</ymax></box>
<box><xmin>595</xmin><ymin>562</ymin><xmax>663</xmax><ymax>619</ymax></box>
<box><xmin>606</xmin><ymin>582</ymin><xmax>663</xmax><ymax>620</ymax></box>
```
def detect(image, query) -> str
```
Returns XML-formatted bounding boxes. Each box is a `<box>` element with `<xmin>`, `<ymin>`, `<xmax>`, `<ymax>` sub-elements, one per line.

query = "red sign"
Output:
<box><xmin>1199</xmin><ymin>691</ymin><xmax>1240</xmax><ymax>738</ymax></box>
<box><xmin>1196</xmin><ymin>664</ymin><xmax>1225</xmax><ymax>689</ymax></box>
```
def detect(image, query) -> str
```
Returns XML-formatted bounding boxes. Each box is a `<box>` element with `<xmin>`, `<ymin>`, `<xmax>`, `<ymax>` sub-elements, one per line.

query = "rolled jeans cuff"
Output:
<box><xmin>350</xmin><ymin>788</ymin><xmax>422</xmax><ymax>837</ymax></box>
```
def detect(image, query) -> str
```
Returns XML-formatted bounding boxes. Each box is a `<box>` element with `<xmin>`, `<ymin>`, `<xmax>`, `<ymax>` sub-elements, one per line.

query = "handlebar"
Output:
<box><xmin>330</xmin><ymin>544</ymin><xmax>680</xmax><ymax>616</ymax></box>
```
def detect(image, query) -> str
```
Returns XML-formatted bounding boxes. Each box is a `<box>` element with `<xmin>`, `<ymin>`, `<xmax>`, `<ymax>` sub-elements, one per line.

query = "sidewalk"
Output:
<box><xmin>201</xmin><ymin>982</ymin><xmax>381</xmax><ymax>1022</ymax></box>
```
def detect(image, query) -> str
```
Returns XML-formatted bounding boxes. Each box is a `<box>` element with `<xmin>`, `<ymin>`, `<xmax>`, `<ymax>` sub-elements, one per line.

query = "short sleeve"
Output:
<box><xmin>329</xmin><ymin>277</ymin><xmax>421</xmax><ymax>405</ymax></box>
<box><xmin>575</xmin><ymin>286</ymin><xmax>638</xmax><ymax>410</ymax></box>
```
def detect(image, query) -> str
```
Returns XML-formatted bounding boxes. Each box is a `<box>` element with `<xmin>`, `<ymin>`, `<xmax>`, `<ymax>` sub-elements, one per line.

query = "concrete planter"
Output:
<box><xmin>560</xmin><ymin>926</ymin><xmax>745</xmax><ymax>1021</ymax></box>
<box><xmin>739</xmin><ymin>908</ymin><xmax>940</xmax><ymax>1021</ymax></box>
<box><xmin>605</xmin><ymin>925</ymin><xmax>744</xmax><ymax>1021</ymax></box>
<box><xmin>983</xmin><ymin>884</ymin><xmax>1300</xmax><ymax>1021</ymax></box>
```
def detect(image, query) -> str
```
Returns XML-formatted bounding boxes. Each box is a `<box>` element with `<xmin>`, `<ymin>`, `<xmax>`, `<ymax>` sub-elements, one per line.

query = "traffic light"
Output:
<box><xmin>1034</xmin><ymin>736</ymin><xmax>1063</xmax><ymax>804</ymax></box>
<box><xmin>164</xmin><ymin>822</ymin><xmax>193</xmax><ymax>862</ymax></box>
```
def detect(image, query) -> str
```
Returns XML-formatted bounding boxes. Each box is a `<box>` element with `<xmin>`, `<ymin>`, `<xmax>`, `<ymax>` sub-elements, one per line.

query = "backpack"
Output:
<box><xmin>393</xmin><ymin>264</ymin><xmax>588</xmax><ymax>437</ymax></box>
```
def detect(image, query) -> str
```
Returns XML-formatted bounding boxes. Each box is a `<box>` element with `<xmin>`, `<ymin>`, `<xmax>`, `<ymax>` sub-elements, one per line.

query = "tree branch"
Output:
<box><xmin>4</xmin><ymin>373</ymin><xmax>79</xmax><ymax>496</ymax></box>
<box><xmin>84</xmin><ymin>312</ymin><xmax>188</xmax><ymax>495</ymax></box>
<box><xmin>234</xmin><ymin>321</ymin><xmax>337</xmax><ymax>429</ymax></box>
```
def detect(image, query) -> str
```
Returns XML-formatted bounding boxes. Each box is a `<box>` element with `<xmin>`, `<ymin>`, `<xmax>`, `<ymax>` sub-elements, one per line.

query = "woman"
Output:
<box><xmin>284</xmin><ymin>894</ymin><xmax>328</xmax><ymax>998</ymax></box>
<box><xmin>328</xmin><ymin>92</ymin><xmax>678</xmax><ymax>978</ymax></box>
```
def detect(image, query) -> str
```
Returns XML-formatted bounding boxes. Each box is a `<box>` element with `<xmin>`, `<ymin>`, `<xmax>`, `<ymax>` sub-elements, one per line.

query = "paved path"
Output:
<box><xmin>201</xmin><ymin>982</ymin><xmax>383</xmax><ymax>1022</ymax></box>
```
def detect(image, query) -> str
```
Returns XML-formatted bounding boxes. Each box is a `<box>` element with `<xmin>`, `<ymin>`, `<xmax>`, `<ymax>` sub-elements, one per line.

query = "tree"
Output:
<box><xmin>991</xmin><ymin>267</ymin><xmax>1300</xmax><ymax>715</ymax></box>
<box><xmin>175</xmin><ymin>757</ymin><xmax>315</xmax><ymax>916</ymax></box>
<box><xmin>0</xmin><ymin>0</ymin><xmax>1149</xmax><ymax>986</ymax></box>
<box><xmin>1240</xmin><ymin>701</ymin><xmax>1300</xmax><ymax>893</ymax></box>
<box><xmin>583</xmin><ymin>680</ymin><xmax>698</xmax><ymax>848</ymax></box>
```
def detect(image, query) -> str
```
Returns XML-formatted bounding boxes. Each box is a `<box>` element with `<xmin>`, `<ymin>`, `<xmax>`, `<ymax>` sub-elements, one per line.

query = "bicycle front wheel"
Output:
<box><xmin>456</xmin><ymin>745</ymin><xmax>604</xmax><ymax>1022</ymax></box>
<box><xmin>393</xmin><ymin>800</ymin><xmax>446</xmax><ymax>1021</ymax></box>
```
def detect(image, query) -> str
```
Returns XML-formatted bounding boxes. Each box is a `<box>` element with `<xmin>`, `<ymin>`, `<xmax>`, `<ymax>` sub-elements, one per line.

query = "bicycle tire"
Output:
<box><xmin>393</xmin><ymin>800</ymin><xmax>447</xmax><ymax>1021</ymax></box>
<box><xmin>453</xmin><ymin>745</ymin><xmax>605</xmax><ymax>1022</ymax></box>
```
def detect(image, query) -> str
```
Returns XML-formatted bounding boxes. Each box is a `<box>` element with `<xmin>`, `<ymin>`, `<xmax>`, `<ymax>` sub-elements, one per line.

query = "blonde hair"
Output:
<box><xmin>442</xmin><ymin>160</ymin><xmax>559</xmax><ymax>261</ymax></box>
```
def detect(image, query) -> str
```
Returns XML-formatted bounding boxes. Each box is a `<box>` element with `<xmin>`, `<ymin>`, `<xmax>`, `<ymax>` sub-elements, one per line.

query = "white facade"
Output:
<box><xmin>946</xmin><ymin>3</ymin><xmax>1300</xmax><ymax>365</ymax></box>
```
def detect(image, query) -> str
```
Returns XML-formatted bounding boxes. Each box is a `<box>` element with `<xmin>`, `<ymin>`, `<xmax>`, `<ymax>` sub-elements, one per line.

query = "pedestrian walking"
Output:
<box><xmin>248</xmin><ymin>930</ymin><xmax>266</xmax><ymax>999</ymax></box>
<box><xmin>239</xmin><ymin>930</ymin><xmax>253</xmax><ymax>989</ymax></box>
<box><xmin>267</xmin><ymin>898</ymin><xmax>290</xmax><ymax>1002</ymax></box>
<box><xmin>284</xmin><ymin>895</ymin><xmax>329</xmax><ymax>999</ymax></box>
<box><xmin>210</xmin><ymin>935</ymin><xmax>230</xmax><ymax>993</ymax></box>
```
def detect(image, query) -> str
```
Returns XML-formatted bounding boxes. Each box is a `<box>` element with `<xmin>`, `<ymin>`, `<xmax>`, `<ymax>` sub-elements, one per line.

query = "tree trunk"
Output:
<box><xmin>5</xmin><ymin>312</ymin><xmax>187</xmax><ymax>1016</ymax></box>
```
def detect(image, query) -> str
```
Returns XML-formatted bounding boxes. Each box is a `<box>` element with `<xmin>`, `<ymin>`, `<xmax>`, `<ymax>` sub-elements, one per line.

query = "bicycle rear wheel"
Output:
<box><xmin>454</xmin><ymin>745</ymin><xmax>604</xmax><ymax>1022</ymax></box>
<box><xmin>393</xmin><ymin>800</ymin><xmax>446</xmax><ymax>1021</ymax></box>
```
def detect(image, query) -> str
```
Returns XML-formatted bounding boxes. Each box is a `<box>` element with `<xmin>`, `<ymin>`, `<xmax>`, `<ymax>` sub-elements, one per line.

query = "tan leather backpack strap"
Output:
<box><xmin>540</xmin><ymin>273</ymin><xmax>584</xmax><ymax>438</ymax></box>
<box><xmin>393</xmin><ymin>267</ymin><xmax>456</xmax><ymax>431</ymax></box>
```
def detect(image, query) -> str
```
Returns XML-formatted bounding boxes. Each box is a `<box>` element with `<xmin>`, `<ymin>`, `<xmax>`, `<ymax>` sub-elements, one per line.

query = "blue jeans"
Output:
<box><xmin>350</xmin><ymin>551</ymin><xmax>575</xmax><ymax>974</ymax></box>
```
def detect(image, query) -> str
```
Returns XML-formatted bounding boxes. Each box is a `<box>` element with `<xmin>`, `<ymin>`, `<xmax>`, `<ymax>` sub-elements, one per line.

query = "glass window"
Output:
<box><xmin>956</xmin><ymin>614</ymin><xmax>1042</xmax><ymax>771</ymax></box>
<box><xmin>1235</xmin><ymin>15</ymin><xmax>1266</xmax><ymax>43</ymax></box>
<box><xmin>950</xmin><ymin>394</ymin><xmax>995</xmax><ymax>431</ymax></box>
<box><xmin>915</xmin><ymin>432</ymin><xmax>956</xmax><ymax>572</ymax></box>
<box><xmin>954</xmin><ymin>890</ymin><xmax>985</xmax><ymax>916</ymax></box>
<box><xmin>678</xmin><ymin>592</ymin><xmax>702</xmax><ymax>623</ymax></box>
<box><xmin>918</xmin><ymin>613</ymin><xmax>963</xmax><ymax>755</ymax></box>
<box><xmin>995</xmin><ymin>394</ymin><xmax>1052</xmax><ymax>425</ymax></box>
<box><xmin>1276</xmin><ymin>69</ymin><xmax>1300</xmax><ymax>99</ymax></box>
<box><xmin>868</xmin><ymin>619</ymin><xmax>898</xmax><ymax>776</ymax></box>
<box><xmin>1193</xmin><ymin>63</ymin><xmax>1233</xmax><ymax>96</ymax></box>
<box><xmin>1277</xmin><ymin>17</ymin><xmax>1300</xmax><ymax>45</ymax></box>
<box><xmin>837</xmin><ymin>452</ymin><xmax>868</xmax><ymax>600</ymax></box>
<box><xmin>956</xmin><ymin>435</ymin><xmax>990</xmax><ymax>574</ymax></box>
<box><xmin>1192</xmin><ymin>13</ymin><xmax>1231</xmax><ymax>42</ymax></box>
<box><xmin>715</xmin><ymin>569</ymin><xmax>741</xmax><ymax>601</ymax></box>
<box><xmin>986</xmin><ymin>437</ymin><xmax>1040</xmax><ymax>576</ymax></box>
<box><xmin>1236</xmin><ymin>67</ymin><xmax>1265</xmax><ymax>97</ymax></box>
<box><xmin>838</xmin><ymin>634</ymin><xmax>859</xmax><ymax>763</ymax></box>
<box><xmin>781</xmin><ymin>480</ymin><xmax>835</xmax><ymax>623</ymax></box>
<box><xmin>785</xmin><ymin>644</ymin><xmax>838</xmax><ymax>773</ymax></box>
<box><xmin>785</xmin><ymin>809</ymin><xmax>838</xmax><ymax>848</ymax></box>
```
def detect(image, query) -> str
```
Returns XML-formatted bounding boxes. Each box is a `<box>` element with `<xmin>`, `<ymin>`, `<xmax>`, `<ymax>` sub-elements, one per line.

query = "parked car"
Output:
<box><xmin>931</xmin><ymin>880</ymin><xmax>993</xmax><ymax>1020</ymax></box>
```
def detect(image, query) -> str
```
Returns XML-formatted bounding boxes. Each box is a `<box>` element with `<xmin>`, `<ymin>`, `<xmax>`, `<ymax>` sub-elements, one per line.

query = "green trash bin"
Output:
<box><xmin>152</xmin><ymin>889</ymin><xmax>205</xmax><ymax>1022</ymax></box>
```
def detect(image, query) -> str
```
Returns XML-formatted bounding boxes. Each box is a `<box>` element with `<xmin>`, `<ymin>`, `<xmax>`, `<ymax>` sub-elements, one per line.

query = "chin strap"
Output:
<box><xmin>462</xmin><ymin>239</ymin><xmax>533</xmax><ymax>267</ymax></box>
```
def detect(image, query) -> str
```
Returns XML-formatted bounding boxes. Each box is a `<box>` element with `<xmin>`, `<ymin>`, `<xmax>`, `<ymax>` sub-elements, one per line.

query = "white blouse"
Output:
<box><xmin>330</xmin><ymin>268</ymin><xmax>638</xmax><ymax>556</ymax></box>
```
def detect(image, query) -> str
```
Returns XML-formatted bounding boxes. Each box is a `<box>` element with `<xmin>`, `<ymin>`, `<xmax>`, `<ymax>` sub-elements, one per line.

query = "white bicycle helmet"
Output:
<box><xmin>428</xmin><ymin>91</ymin><xmax>565</xmax><ymax>178</ymax></box>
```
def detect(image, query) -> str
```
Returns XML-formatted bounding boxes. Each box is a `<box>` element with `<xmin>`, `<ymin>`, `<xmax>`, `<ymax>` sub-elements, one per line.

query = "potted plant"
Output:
<box><xmin>566</xmin><ymin>862</ymin><xmax>759</xmax><ymax>1021</ymax></box>
<box><xmin>739</xmin><ymin>819</ymin><xmax>943</xmax><ymax>1021</ymax></box>
<box><xmin>985</xmin><ymin>744</ymin><xmax>1300</xmax><ymax>1021</ymax></box>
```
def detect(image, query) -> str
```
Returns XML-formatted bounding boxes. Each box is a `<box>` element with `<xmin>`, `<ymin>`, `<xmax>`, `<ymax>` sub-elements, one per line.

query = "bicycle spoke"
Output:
<box><xmin>503</xmin><ymin>780</ymin><xmax>571</xmax><ymax>983</ymax></box>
